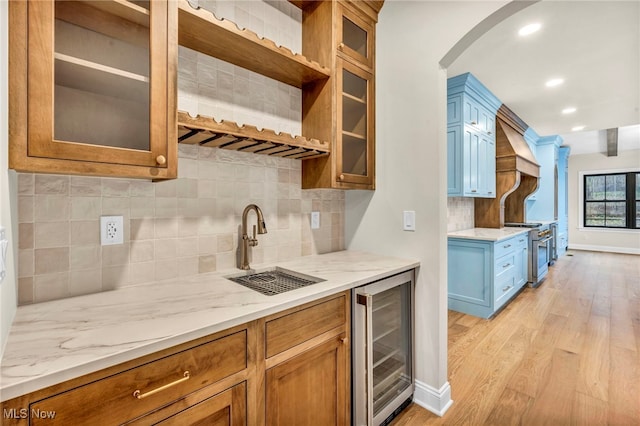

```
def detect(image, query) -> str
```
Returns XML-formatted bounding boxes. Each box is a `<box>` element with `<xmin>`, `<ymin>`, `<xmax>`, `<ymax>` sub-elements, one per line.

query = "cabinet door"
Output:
<box><xmin>337</xmin><ymin>58</ymin><xmax>374</xmax><ymax>188</ymax></box>
<box><xmin>337</xmin><ymin>3</ymin><xmax>374</xmax><ymax>69</ymax></box>
<box><xmin>480</xmin><ymin>134</ymin><xmax>496</xmax><ymax>197</ymax></box>
<box><xmin>462</xmin><ymin>126</ymin><xmax>480</xmax><ymax>196</ymax></box>
<box><xmin>266</xmin><ymin>336</ymin><xmax>348</xmax><ymax>426</ymax></box>
<box><xmin>157</xmin><ymin>383</ymin><xmax>246</xmax><ymax>426</ymax></box>
<box><xmin>447</xmin><ymin>126</ymin><xmax>462</xmax><ymax>195</ymax></box>
<box><xmin>21</xmin><ymin>0</ymin><xmax>176</xmax><ymax>177</ymax></box>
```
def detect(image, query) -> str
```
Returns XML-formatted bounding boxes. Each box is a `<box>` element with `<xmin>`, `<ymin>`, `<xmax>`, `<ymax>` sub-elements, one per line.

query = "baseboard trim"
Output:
<box><xmin>413</xmin><ymin>379</ymin><xmax>453</xmax><ymax>417</ymax></box>
<box><xmin>569</xmin><ymin>244</ymin><xmax>640</xmax><ymax>255</ymax></box>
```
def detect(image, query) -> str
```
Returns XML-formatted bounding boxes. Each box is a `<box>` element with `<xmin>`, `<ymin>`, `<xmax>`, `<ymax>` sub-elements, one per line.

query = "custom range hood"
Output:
<box><xmin>475</xmin><ymin>105</ymin><xmax>540</xmax><ymax>228</ymax></box>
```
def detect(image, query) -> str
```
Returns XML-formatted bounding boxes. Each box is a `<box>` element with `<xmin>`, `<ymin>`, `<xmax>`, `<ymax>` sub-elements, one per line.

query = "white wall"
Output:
<box><xmin>568</xmin><ymin>149</ymin><xmax>640</xmax><ymax>254</ymax></box>
<box><xmin>0</xmin><ymin>0</ymin><xmax>18</xmax><ymax>357</ymax></box>
<box><xmin>345</xmin><ymin>0</ymin><xmax>508</xmax><ymax>414</ymax></box>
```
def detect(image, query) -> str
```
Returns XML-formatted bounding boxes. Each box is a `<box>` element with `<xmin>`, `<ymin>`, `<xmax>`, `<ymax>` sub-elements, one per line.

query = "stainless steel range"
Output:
<box><xmin>504</xmin><ymin>222</ymin><xmax>551</xmax><ymax>287</ymax></box>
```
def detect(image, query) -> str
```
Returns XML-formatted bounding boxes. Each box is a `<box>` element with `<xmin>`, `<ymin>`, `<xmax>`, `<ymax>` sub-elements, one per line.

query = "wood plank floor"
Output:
<box><xmin>392</xmin><ymin>250</ymin><xmax>640</xmax><ymax>425</ymax></box>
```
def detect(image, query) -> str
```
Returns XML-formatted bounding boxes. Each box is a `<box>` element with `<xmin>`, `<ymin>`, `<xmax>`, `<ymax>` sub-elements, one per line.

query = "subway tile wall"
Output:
<box><xmin>447</xmin><ymin>197</ymin><xmax>475</xmax><ymax>232</ymax></box>
<box><xmin>16</xmin><ymin>1</ymin><xmax>344</xmax><ymax>305</ymax></box>
<box><xmin>17</xmin><ymin>147</ymin><xmax>344</xmax><ymax>304</ymax></box>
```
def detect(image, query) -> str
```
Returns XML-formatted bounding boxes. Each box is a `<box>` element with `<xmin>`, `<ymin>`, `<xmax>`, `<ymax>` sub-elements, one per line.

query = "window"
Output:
<box><xmin>584</xmin><ymin>172</ymin><xmax>639</xmax><ymax>229</ymax></box>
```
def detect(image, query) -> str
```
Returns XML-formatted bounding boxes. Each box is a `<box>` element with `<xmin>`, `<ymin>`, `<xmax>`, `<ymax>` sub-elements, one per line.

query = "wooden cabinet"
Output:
<box><xmin>153</xmin><ymin>383</ymin><xmax>246</xmax><ymax>426</ymax></box>
<box><xmin>448</xmin><ymin>233</ymin><xmax>528</xmax><ymax>318</ymax></box>
<box><xmin>1</xmin><ymin>292</ymin><xmax>351</xmax><ymax>425</ymax></box>
<box><xmin>9</xmin><ymin>0</ymin><xmax>177</xmax><ymax>179</ymax></box>
<box><xmin>302</xmin><ymin>1</ymin><xmax>381</xmax><ymax>190</ymax></box>
<box><xmin>447</xmin><ymin>73</ymin><xmax>501</xmax><ymax>198</ymax></box>
<box><xmin>266</xmin><ymin>337</ymin><xmax>347</xmax><ymax>426</ymax></box>
<box><xmin>263</xmin><ymin>292</ymin><xmax>350</xmax><ymax>426</ymax></box>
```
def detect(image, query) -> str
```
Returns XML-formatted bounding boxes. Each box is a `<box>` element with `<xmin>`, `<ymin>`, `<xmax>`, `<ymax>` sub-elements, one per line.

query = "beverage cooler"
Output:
<box><xmin>352</xmin><ymin>270</ymin><xmax>414</xmax><ymax>425</ymax></box>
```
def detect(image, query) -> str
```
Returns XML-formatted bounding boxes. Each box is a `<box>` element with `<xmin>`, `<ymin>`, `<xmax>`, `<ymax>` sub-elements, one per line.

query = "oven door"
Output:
<box><xmin>533</xmin><ymin>236</ymin><xmax>552</xmax><ymax>285</ymax></box>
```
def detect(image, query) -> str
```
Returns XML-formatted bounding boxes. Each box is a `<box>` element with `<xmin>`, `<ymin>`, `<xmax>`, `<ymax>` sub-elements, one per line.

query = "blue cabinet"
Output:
<box><xmin>448</xmin><ymin>233</ymin><xmax>528</xmax><ymax>318</ymax></box>
<box><xmin>447</xmin><ymin>74</ymin><xmax>501</xmax><ymax>198</ymax></box>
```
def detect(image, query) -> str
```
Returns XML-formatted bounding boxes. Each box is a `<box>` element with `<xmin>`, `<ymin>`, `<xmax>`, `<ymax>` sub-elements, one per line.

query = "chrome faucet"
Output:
<box><xmin>239</xmin><ymin>204</ymin><xmax>267</xmax><ymax>270</ymax></box>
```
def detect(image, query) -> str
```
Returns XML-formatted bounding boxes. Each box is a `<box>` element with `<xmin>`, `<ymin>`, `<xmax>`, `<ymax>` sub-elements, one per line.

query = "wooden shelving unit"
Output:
<box><xmin>178</xmin><ymin>111</ymin><xmax>330</xmax><ymax>160</ymax></box>
<box><xmin>177</xmin><ymin>0</ymin><xmax>330</xmax><ymax>88</ymax></box>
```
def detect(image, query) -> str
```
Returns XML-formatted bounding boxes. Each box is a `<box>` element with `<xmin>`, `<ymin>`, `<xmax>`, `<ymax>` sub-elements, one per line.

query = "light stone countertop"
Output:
<box><xmin>448</xmin><ymin>227</ymin><xmax>531</xmax><ymax>242</ymax></box>
<box><xmin>0</xmin><ymin>250</ymin><xmax>418</xmax><ymax>402</ymax></box>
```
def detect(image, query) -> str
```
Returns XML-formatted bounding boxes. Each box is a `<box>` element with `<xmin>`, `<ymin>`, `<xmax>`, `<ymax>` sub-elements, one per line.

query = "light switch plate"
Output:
<box><xmin>101</xmin><ymin>216</ymin><xmax>124</xmax><ymax>245</ymax></box>
<box><xmin>403</xmin><ymin>211</ymin><xmax>416</xmax><ymax>231</ymax></box>
<box><xmin>311</xmin><ymin>211</ymin><xmax>320</xmax><ymax>229</ymax></box>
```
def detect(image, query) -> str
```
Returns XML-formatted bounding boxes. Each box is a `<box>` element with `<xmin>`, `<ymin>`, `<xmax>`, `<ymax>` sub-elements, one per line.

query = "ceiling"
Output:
<box><xmin>447</xmin><ymin>1</ymin><xmax>640</xmax><ymax>155</ymax></box>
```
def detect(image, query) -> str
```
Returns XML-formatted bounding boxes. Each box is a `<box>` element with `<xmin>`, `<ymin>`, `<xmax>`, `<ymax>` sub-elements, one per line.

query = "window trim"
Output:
<box><xmin>581</xmin><ymin>170</ymin><xmax>639</xmax><ymax>230</ymax></box>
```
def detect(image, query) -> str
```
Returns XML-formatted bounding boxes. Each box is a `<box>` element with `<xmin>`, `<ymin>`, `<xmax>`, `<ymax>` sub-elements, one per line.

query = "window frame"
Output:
<box><xmin>583</xmin><ymin>171</ymin><xmax>638</xmax><ymax>229</ymax></box>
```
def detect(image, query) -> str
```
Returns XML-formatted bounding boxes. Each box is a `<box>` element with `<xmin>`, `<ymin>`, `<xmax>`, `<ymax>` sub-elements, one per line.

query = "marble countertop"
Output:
<box><xmin>0</xmin><ymin>250</ymin><xmax>418</xmax><ymax>402</ymax></box>
<box><xmin>448</xmin><ymin>227</ymin><xmax>530</xmax><ymax>242</ymax></box>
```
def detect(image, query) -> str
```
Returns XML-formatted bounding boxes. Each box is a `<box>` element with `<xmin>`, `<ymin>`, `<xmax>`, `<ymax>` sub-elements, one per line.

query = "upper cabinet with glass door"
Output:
<box><xmin>9</xmin><ymin>0</ymin><xmax>177</xmax><ymax>179</ymax></box>
<box><xmin>301</xmin><ymin>0</ymin><xmax>381</xmax><ymax>190</ymax></box>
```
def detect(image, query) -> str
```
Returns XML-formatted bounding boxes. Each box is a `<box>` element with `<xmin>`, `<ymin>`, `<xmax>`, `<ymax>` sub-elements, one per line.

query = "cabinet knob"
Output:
<box><xmin>338</xmin><ymin>174</ymin><xmax>345</xmax><ymax>181</ymax></box>
<box><xmin>338</xmin><ymin>42</ymin><xmax>345</xmax><ymax>50</ymax></box>
<box><xmin>156</xmin><ymin>155</ymin><xmax>167</xmax><ymax>165</ymax></box>
<box><xmin>340</xmin><ymin>337</ymin><xmax>348</xmax><ymax>344</ymax></box>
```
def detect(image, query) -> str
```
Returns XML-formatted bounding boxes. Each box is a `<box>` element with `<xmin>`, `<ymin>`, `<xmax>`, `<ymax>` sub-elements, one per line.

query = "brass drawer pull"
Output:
<box><xmin>502</xmin><ymin>263</ymin><xmax>510</xmax><ymax>268</ymax></box>
<box><xmin>502</xmin><ymin>286</ymin><xmax>512</xmax><ymax>292</ymax></box>
<box><xmin>503</xmin><ymin>244</ymin><xmax>511</xmax><ymax>248</ymax></box>
<box><xmin>133</xmin><ymin>371</ymin><xmax>190</xmax><ymax>400</ymax></box>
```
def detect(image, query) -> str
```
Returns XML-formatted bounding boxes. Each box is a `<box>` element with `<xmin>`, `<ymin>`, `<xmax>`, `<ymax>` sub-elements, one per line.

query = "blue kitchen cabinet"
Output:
<box><xmin>447</xmin><ymin>73</ymin><xmax>501</xmax><ymax>198</ymax></box>
<box><xmin>448</xmin><ymin>233</ymin><xmax>528</xmax><ymax>318</ymax></box>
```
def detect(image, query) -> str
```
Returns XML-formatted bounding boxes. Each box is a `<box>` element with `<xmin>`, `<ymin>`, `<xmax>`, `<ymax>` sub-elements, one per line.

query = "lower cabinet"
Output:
<box><xmin>448</xmin><ymin>234</ymin><xmax>528</xmax><ymax>318</ymax></box>
<box><xmin>0</xmin><ymin>292</ymin><xmax>351</xmax><ymax>426</ymax></box>
<box><xmin>266</xmin><ymin>337</ymin><xmax>347</xmax><ymax>426</ymax></box>
<box><xmin>263</xmin><ymin>292</ymin><xmax>349</xmax><ymax>426</ymax></box>
<box><xmin>154</xmin><ymin>382</ymin><xmax>246</xmax><ymax>426</ymax></box>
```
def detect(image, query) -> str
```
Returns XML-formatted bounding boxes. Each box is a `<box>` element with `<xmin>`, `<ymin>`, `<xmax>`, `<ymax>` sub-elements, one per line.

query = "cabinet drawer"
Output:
<box><xmin>494</xmin><ymin>236</ymin><xmax>518</xmax><ymax>258</ymax></box>
<box><xmin>30</xmin><ymin>330</ymin><xmax>247</xmax><ymax>425</ymax></box>
<box><xmin>266</xmin><ymin>294</ymin><xmax>347</xmax><ymax>358</ymax></box>
<box><xmin>495</xmin><ymin>252</ymin><xmax>516</xmax><ymax>279</ymax></box>
<box><xmin>494</xmin><ymin>271</ymin><xmax>518</xmax><ymax>309</ymax></box>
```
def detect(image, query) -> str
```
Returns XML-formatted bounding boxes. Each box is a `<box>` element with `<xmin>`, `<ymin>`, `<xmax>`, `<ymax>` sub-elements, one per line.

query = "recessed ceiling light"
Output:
<box><xmin>571</xmin><ymin>126</ymin><xmax>585</xmax><ymax>132</ymax></box>
<box><xmin>518</xmin><ymin>23</ymin><xmax>542</xmax><ymax>37</ymax></box>
<box><xmin>562</xmin><ymin>107</ymin><xmax>577</xmax><ymax>114</ymax></box>
<box><xmin>546</xmin><ymin>78</ymin><xmax>564</xmax><ymax>88</ymax></box>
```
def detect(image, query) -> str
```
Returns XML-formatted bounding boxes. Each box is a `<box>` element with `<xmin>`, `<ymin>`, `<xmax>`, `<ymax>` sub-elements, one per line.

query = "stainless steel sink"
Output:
<box><xmin>226</xmin><ymin>267</ymin><xmax>325</xmax><ymax>296</ymax></box>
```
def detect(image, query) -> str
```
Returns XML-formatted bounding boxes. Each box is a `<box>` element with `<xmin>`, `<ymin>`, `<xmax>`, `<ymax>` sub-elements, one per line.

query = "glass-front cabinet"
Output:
<box><xmin>337</xmin><ymin>3</ymin><xmax>374</xmax><ymax>70</ymax></box>
<box><xmin>337</xmin><ymin>58</ymin><xmax>374</xmax><ymax>187</ymax></box>
<box><xmin>10</xmin><ymin>0</ymin><xmax>177</xmax><ymax>179</ymax></box>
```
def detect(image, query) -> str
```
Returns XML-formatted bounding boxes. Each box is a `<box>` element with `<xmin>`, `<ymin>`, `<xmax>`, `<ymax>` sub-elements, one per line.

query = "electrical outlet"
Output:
<box><xmin>311</xmin><ymin>211</ymin><xmax>320</xmax><ymax>229</ymax></box>
<box><xmin>101</xmin><ymin>216</ymin><xmax>124</xmax><ymax>245</ymax></box>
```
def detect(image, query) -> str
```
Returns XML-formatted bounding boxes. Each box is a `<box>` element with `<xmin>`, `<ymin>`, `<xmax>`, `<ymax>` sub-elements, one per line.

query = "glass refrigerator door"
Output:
<box><xmin>353</xmin><ymin>269</ymin><xmax>414</xmax><ymax>425</ymax></box>
<box><xmin>371</xmin><ymin>282</ymin><xmax>412</xmax><ymax>417</ymax></box>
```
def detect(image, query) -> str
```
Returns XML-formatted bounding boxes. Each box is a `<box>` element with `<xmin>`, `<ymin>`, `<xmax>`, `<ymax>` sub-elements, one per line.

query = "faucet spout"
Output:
<box><xmin>240</xmin><ymin>204</ymin><xmax>267</xmax><ymax>270</ymax></box>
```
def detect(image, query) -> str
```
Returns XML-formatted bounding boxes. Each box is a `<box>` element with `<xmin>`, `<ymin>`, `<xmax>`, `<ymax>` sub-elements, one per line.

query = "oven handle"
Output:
<box><xmin>537</xmin><ymin>236</ymin><xmax>553</xmax><ymax>246</ymax></box>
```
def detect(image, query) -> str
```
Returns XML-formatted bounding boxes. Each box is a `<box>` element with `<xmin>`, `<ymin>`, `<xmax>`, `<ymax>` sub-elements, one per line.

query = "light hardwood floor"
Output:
<box><xmin>393</xmin><ymin>250</ymin><xmax>640</xmax><ymax>425</ymax></box>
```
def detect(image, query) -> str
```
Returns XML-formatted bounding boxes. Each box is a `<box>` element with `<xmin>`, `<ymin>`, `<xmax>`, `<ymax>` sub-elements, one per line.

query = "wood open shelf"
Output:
<box><xmin>177</xmin><ymin>0</ymin><xmax>330</xmax><ymax>88</ymax></box>
<box><xmin>178</xmin><ymin>111</ymin><xmax>330</xmax><ymax>160</ymax></box>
